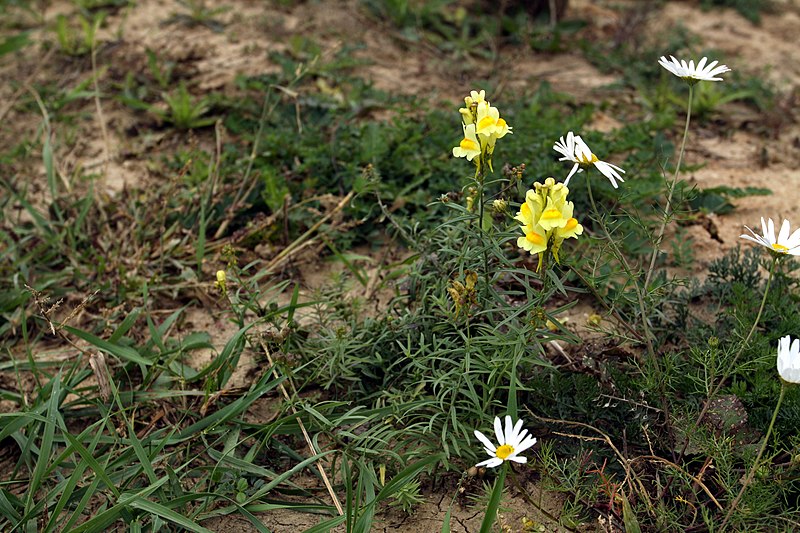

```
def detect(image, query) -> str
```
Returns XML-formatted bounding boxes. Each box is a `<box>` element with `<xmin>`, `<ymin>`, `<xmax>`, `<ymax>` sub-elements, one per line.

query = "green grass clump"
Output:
<box><xmin>700</xmin><ymin>0</ymin><xmax>774</xmax><ymax>23</ymax></box>
<box><xmin>3</xmin><ymin>1</ymin><xmax>800</xmax><ymax>531</ymax></box>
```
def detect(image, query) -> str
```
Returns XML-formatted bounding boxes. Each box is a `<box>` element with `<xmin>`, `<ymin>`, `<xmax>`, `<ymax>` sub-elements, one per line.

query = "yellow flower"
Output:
<box><xmin>515</xmin><ymin>178</ymin><xmax>582</xmax><ymax>266</ymax></box>
<box><xmin>517</xmin><ymin>221</ymin><xmax>548</xmax><ymax>255</ymax></box>
<box><xmin>454</xmin><ymin>90</ymin><xmax>511</xmax><ymax>172</ymax></box>
<box><xmin>466</xmin><ymin>90</ymin><xmax>486</xmax><ymax>105</ymax></box>
<box><xmin>476</xmin><ymin>102</ymin><xmax>512</xmax><ymax>140</ymax></box>
<box><xmin>551</xmin><ymin>213</ymin><xmax>583</xmax><ymax>263</ymax></box>
<box><xmin>215</xmin><ymin>270</ymin><xmax>227</xmax><ymax>294</ymax></box>
<box><xmin>452</xmin><ymin>124</ymin><xmax>481</xmax><ymax>162</ymax></box>
<box><xmin>459</xmin><ymin>90</ymin><xmax>485</xmax><ymax>124</ymax></box>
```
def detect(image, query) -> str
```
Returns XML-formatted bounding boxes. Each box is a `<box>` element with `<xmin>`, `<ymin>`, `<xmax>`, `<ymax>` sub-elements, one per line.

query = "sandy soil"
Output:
<box><xmin>3</xmin><ymin>0</ymin><xmax>800</xmax><ymax>531</ymax></box>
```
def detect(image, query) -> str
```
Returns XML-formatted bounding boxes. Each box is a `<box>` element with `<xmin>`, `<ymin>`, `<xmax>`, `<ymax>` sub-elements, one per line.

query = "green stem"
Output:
<box><xmin>644</xmin><ymin>83</ymin><xmax>694</xmax><ymax>289</ymax></box>
<box><xmin>732</xmin><ymin>256</ymin><xmax>776</xmax><ymax>360</ymax></box>
<box><xmin>720</xmin><ymin>382</ymin><xmax>786</xmax><ymax>532</ymax></box>
<box><xmin>477</xmin><ymin>157</ymin><xmax>491</xmax><ymax>297</ymax></box>
<box><xmin>586</xmin><ymin>177</ymin><xmax>656</xmax><ymax>360</ymax></box>
<box><xmin>479</xmin><ymin>462</ymin><xmax>507</xmax><ymax>533</ymax></box>
<box><xmin>678</xmin><ymin>256</ymin><xmax>777</xmax><ymax>459</ymax></box>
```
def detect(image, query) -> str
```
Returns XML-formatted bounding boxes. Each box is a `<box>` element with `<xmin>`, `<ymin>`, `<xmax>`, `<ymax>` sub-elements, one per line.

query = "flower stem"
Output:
<box><xmin>677</xmin><ymin>256</ymin><xmax>776</xmax><ymax>460</ymax></box>
<box><xmin>586</xmin><ymin>177</ymin><xmax>656</xmax><ymax>360</ymax></box>
<box><xmin>479</xmin><ymin>461</ymin><xmax>507</xmax><ymax>533</ymax></box>
<box><xmin>644</xmin><ymin>83</ymin><xmax>694</xmax><ymax>290</ymax></box>
<box><xmin>720</xmin><ymin>381</ymin><xmax>786</xmax><ymax>532</ymax></box>
<box><xmin>477</xmin><ymin>158</ymin><xmax>491</xmax><ymax>297</ymax></box>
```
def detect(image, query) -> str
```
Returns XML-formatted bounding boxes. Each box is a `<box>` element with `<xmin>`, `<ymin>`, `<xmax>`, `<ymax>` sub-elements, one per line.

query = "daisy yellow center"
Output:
<box><xmin>564</xmin><ymin>218</ymin><xmax>578</xmax><ymax>231</ymax></box>
<box><xmin>495</xmin><ymin>444</ymin><xmax>514</xmax><ymax>460</ymax></box>
<box><xmin>578</xmin><ymin>153</ymin><xmax>598</xmax><ymax>165</ymax></box>
<box><xmin>526</xmin><ymin>232</ymin><xmax>544</xmax><ymax>245</ymax></box>
<box><xmin>772</xmin><ymin>243</ymin><xmax>789</xmax><ymax>253</ymax></box>
<box><xmin>460</xmin><ymin>138</ymin><xmax>478</xmax><ymax>151</ymax></box>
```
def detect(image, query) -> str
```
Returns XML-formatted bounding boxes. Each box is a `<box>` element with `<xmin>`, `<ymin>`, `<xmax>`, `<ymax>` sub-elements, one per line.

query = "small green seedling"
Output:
<box><xmin>158</xmin><ymin>82</ymin><xmax>216</xmax><ymax>129</ymax></box>
<box><xmin>54</xmin><ymin>12</ymin><xmax>104</xmax><ymax>57</ymax></box>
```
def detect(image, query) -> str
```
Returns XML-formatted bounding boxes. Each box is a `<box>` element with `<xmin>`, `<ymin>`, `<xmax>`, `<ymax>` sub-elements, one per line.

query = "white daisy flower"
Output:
<box><xmin>473</xmin><ymin>415</ymin><xmax>537</xmax><ymax>469</ymax></box>
<box><xmin>778</xmin><ymin>335</ymin><xmax>800</xmax><ymax>384</ymax></box>
<box><xmin>740</xmin><ymin>218</ymin><xmax>800</xmax><ymax>256</ymax></box>
<box><xmin>658</xmin><ymin>55</ymin><xmax>731</xmax><ymax>83</ymax></box>
<box><xmin>553</xmin><ymin>131</ymin><xmax>625</xmax><ymax>189</ymax></box>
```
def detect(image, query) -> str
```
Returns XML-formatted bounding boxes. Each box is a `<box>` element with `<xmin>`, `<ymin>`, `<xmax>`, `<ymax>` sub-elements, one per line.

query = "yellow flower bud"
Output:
<box><xmin>215</xmin><ymin>270</ymin><xmax>227</xmax><ymax>294</ymax></box>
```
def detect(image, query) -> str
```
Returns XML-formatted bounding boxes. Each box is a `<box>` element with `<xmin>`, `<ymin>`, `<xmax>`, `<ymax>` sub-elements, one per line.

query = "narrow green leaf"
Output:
<box><xmin>129</xmin><ymin>499</ymin><xmax>213</xmax><ymax>533</ymax></box>
<box><xmin>303</xmin><ymin>515</ymin><xmax>346</xmax><ymax>533</ymax></box>
<box><xmin>61</xmin><ymin>431</ymin><xmax>121</xmax><ymax>499</ymax></box>
<box><xmin>25</xmin><ymin>376</ymin><xmax>60</xmax><ymax>515</ymax></box>
<box><xmin>63</xmin><ymin>326</ymin><xmax>152</xmax><ymax>365</ymax></box>
<box><xmin>108</xmin><ymin>307</ymin><xmax>141</xmax><ymax>343</ymax></box>
<box><xmin>244</xmin><ymin>450</ymin><xmax>335</xmax><ymax>504</ymax></box>
<box><xmin>69</xmin><ymin>476</ymin><xmax>169</xmax><ymax>533</ymax></box>
<box><xmin>440</xmin><ymin>508</ymin><xmax>451</xmax><ymax>533</ymax></box>
<box><xmin>479</xmin><ymin>463</ymin><xmax>506</xmax><ymax>533</ymax></box>
<box><xmin>0</xmin><ymin>490</ymin><xmax>21</xmax><ymax>523</ymax></box>
<box><xmin>621</xmin><ymin>491</ymin><xmax>642</xmax><ymax>533</ymax></box>
<box><xmin>61</xmin><ymin>475</ymin><xmax>103</xmax><ymax>532</ymax></box>
<box><xmin>353</xmin><ymin>453</ymin><xmax>444</xmax><ymax>531</ymax></box>
<box><xmin>44</xmin><ymin>416</ymin><xmax>108</xmax><ymax>533</ymax></box>
<box><xmin>0</xmin><ymin>32</ymin><xmax>30</xmax><ymax>56</ymax></box>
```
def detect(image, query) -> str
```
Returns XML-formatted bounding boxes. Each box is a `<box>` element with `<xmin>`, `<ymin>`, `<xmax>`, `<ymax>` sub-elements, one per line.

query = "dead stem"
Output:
<box><xmin>257</xmin><ymin>337</ymin><xmax>344</xmax><ymax>516</ymax></box>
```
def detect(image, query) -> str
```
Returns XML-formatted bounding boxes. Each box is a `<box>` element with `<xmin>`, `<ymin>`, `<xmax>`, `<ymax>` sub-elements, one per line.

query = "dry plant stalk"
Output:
<box><xmin>531</xmin><ymin>411</ymin><xmax>725</xmax><ymax>519</ymax></box>
<box><xmin>89</xmin><ymin>351</ymin><xmax>113</xmax><ymax>402</ymax></box>
<box><xmin>536</xmin><ymin>411</ymin><xmax>723</xmax><ymax>520</ymax></box>
<box><xmin>257</xmin><ymin>336</ymin><xmax>344</xmax><ymax>516</ymax></box>
<box><xmin>263</xmin><ymin>191</ymin><xmax>355</xmax><ymax>274</ymax></box>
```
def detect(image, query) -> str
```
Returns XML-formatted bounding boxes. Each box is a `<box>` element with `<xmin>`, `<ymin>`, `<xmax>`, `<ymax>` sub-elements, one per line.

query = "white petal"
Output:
<box><xmin>493</xmin><ymin>416</ymin><xmax>504</xmax><ymax>445</ymax></box>
<box><xmin>740</xmin><ymin>234</ymin><xmax>769</xmax><ymax>248</ymax></box>
<box><xmin>605</xmin><ymin>162</ymin><xmax>626</xmax><ymax>174</ymax></box>
<box><xmin>476</xmin><ymin>457</ymin><xmax>503</xmax><ymax>468</ymax></box>
<box><xmin>504</xmin><ymin>416</ymin><xmax>514</xmax><ymax>446</ymax></box>
<box><xmin>778</xmin><ymin>220</ymin><xmax>792</xmax><ymax>246</ymax></box>
<box><xmin>510</xmin><ymin>418</ymin><xmax>524</xmax><ymax>442</ymax></box>
<box><xmin>594</xmin><ymin>162</ymin><xmax>622</xmax><ymax>188</ymax></box>
<box><xmin>514</xmin><ymin>428</ymin><xmax>529</xmax><ymax>447</ymax></box>
<box><xmin>508</xmin><ymin>455</ymin><xmax>528</xmax><ymax>464</ymax></box>
<box><xmin>516</xmin><ymin>436</ymin><xmax>538</xmax><ymax>455</ymax></box>
<box><xmin>474</xmin><ymin>430</ymin><xmax>497</xmax><ymax>454</ymax></box>
<box><xmin>564</xmin><ymin>164</ymin><xmax>580</xmax><ymax>186</ymax></box>
<box><xmin>784</xmin><ymin>227</ymin><xmax>800</xmax><ymax>248</ymax></box>
<box><xmin>760</xmin><ymin>217</ymin><xmax>769</xmax><ymax>240</ymax></box>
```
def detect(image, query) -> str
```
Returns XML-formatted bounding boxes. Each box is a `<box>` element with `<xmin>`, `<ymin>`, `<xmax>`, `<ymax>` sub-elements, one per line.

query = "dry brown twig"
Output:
<box><xmin>531</xmin><ymin>411</ymin><xmax>654</xmax><ymax>518</ymax></box>
<box><xmin>535</xmin><ymin>411</ymin><xmax>723</xmax><ymax>521</ymax></box>
<box><xmin>89</xmin><ymin>351</ymin><xmax>113</xmax><ymax>402</ymax></box>
<box><xmin>257</xmin><ymin>336</ymin><xmax>344</xmax><ymax>516</ymax></box>
<box><xmin>262</xmin><ymin>191</ymin><xmax>355</xmax><ymax>274</ymax></box>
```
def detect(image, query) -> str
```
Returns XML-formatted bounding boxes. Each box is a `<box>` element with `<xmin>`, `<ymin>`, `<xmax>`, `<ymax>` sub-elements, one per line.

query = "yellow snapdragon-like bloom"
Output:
<box><xmin>453</xmin><ymin>89</ymin><xmax>511</xmax><ymax>173</ymax></box>
<box><xmin>476</xmin><ymin>102</ymin><xmax>512</xmax><ymax>140</ymax></box>
<box><xmin>215</xmin><ymin>270</ymin><xmax>228</xmax><ymax>294</ymax></box>
<box><xmin>452</xmin><ymin>124</ymin><xmax>482</xmax><ymax>162</ymax></box>
<box><xmin>516</xmin><ymin>178</ymin><xmax>583</xmax><ymax>267</ymax></box>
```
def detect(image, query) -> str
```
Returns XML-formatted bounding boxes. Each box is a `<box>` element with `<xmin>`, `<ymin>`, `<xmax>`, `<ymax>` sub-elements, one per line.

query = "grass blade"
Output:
<box><xmin>129</xmin><ymin>499</ymin><xmax>213</xmax><ymax>533</ymax></box>
<box><xmin>63</xmin><ymin>326</ymin><xmax>152</xmax><ymax>366</ymax></box>
<box><xmin>479</xmin><ymin>463</ymin><xmax>506</xmax><ymax>533</ymax></box>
